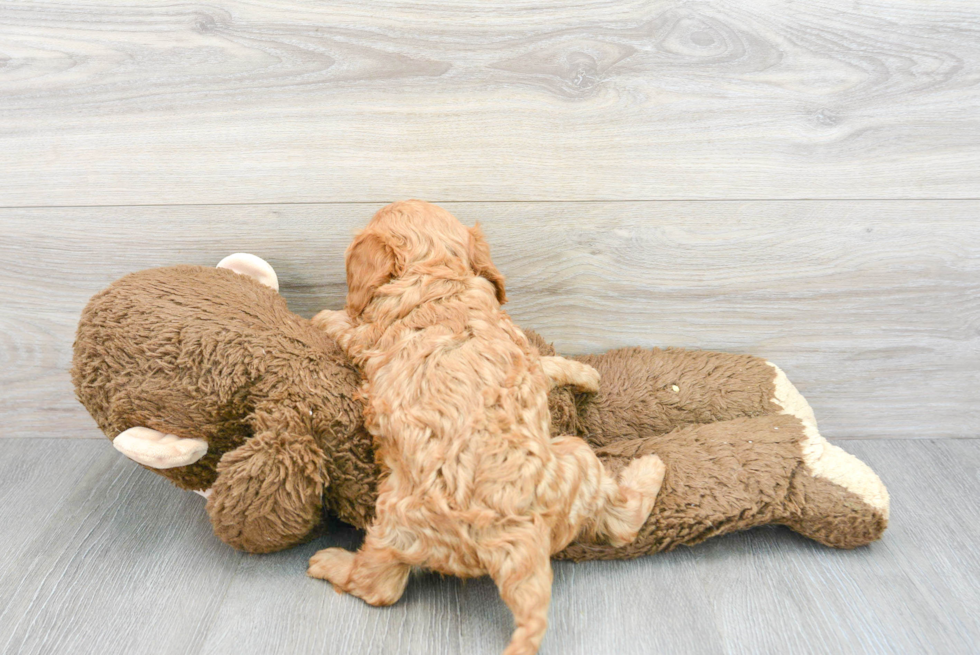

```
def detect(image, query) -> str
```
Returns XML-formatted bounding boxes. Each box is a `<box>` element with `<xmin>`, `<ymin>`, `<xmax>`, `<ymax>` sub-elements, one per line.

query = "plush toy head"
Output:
<box><xmin>73</xmin><ymin>263</ymin><xmax>889</xmax><ymax>557</ymax></box>
<box><xmin>72</xmin><ymin>265</ymin><xmax>381</xmax><ymax>550</ymax></box>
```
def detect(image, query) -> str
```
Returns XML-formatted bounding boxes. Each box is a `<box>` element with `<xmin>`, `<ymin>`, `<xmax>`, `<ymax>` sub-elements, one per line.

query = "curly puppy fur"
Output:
<box><xmin>307</xmin><ymin>201</ymin><xmax>665</xmax><ymax>655</ymax></box>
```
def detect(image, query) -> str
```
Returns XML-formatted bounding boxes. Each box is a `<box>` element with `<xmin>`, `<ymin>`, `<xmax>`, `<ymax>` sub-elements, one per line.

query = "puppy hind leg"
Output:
<box><xmin>552</xmin><ymin>436</ymin><xmax>664</xmax><ymax>548</ymax></box>
<box><xmin>599</xmin><ymin>454</ymin><xmax>666</xmax><ymax>547</ymax></box>
<box><xmin>308</xmin><ymin>547</ymin><xmax>356</xmax><ymax>590</ymax></box>
<box><xmin>484</xmin><ymin>534</ymin><xmax>553</xmax><ymax>655</ymax></box>
<box><xmin>308</xmin><ymin>530</ymin><xmax>411</xmax><ymax>607</ymax></box>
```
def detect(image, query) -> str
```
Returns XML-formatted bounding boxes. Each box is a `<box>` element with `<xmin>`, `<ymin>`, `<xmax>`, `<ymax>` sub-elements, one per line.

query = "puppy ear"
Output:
<box><xmin>345</xmin><ymin>231</ymin><xmax>395</xmax><ymax>316</ymax></box>
<box><xmin>468</xmin><ymin>223</ymin><xmax>506</xmax><ymax>305</ymax></box>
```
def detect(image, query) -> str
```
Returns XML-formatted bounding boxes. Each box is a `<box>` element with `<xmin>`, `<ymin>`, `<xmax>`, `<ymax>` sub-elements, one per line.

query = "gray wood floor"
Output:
<box><xmin>0</xmin><ymin>438</ymin><xmax>977</xmax><ymax>655</ymax></box>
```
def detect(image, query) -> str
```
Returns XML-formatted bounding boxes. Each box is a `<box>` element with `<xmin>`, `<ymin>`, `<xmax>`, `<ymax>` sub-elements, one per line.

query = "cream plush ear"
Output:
<box><xmin>217</xmin><ymin>253</ymin><xmax>280</xmax><ymax>291</ymax></box>
<box><xmin>113</xmin><ymin>427</ymin><xmax>209</xmax><ymax>469</ymax></box>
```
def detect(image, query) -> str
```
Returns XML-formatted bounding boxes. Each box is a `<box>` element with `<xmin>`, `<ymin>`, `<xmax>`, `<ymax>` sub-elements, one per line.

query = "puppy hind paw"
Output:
<box><xmin>308</xmin><ymin>547</ymin><xmax>356</xmax><ymax>593</ymax></box>
<box><xmin>606</xmin><ymin>455</ymin><xmax>666</xmax><ymax>547</ymax></box>
<box><xmin>619</xmin><ymin>454</ymin><xmax>666</xmax><ymax>498</ymax></box>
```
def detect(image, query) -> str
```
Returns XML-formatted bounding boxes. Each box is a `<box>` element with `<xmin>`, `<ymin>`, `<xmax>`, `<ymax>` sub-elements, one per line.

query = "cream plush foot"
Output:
<box><xmin>112</xmin><ymin>426</ymin><xmax>209</xmax><ymax>469</ymax></box>
<box><xmin>216</xmin><ymin>253</ymin><xmax>279</xmax><ymax>291</ymax></box>
<box><xmin>767</xmin><ymin>363</ymin><xmax>890</xmax><ymax>520</ymax></box>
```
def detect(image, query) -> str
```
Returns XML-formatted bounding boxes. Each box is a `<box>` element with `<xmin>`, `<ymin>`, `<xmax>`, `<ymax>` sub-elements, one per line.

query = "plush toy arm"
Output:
<box><xmin>206</xmin><ymin>424</ymin><xmax>329</xmax><ymax>554</ymax></box>
<box><xmin>570</xmin><ymin>347</ymin><xmax>783</xmax><ymax>446</ymax></box>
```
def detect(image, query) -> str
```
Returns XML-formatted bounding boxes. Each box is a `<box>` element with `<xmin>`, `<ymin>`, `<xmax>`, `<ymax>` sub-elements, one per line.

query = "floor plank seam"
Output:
<box><xmin>3</xmin><ymin>197</ymin><xmax>980</xmax><ymax>210</ymax></box>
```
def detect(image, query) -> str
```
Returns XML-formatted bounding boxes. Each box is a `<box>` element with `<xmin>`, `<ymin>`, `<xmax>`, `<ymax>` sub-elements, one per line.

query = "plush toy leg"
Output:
<box><xmin>783</xmin><ymin>469</ymin><xmax>889</xmax><ymax>549</ymax></box>
<box><xmin>767</xmin><ymin>363</ymin><xmax>890</xmax><ymax>523</ymax></box>
<box><xmin>207</xmin><ymin>428</ymin><xmax>328</xmax><ymax>553</ymax></box>
<box><xmin>566</xmin><ymin>346</ymin><xmax>784</xmax><ymax>446</ymax></box>
<box><xmin>557</xmin><ymin>417</ymin><xmax>799</xmax><ymax>560</ymax></box>
<box><xmin>216</xmin><ymin>253</ymin><xmax>279</xmax><ymax>291</ymax></box>
<box><xmin>556</xmin><ymin>411</ymin><xmax>889</xmax><ymax>561</ymax></box>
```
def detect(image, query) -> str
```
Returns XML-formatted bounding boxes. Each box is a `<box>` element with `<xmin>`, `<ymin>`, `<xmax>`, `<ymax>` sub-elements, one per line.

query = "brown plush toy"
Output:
<box><xmin>72</xmin><ymin>260</ymin><xmax>889</xmax><ymax>560</ymax></box>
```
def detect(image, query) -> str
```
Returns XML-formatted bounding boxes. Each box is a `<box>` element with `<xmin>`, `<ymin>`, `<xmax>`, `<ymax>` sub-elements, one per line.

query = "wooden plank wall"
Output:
<box><xmin>1</xmin><ymin>0</ymin><xmax>978</xmax><ymax>439</ymax></box>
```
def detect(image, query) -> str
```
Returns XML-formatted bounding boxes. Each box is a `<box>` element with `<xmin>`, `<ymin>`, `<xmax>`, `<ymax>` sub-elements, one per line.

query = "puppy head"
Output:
<box><xmin>344</xmin><ymin>200</ymin><xmax>506</xmax><ymax>315</ymax></box>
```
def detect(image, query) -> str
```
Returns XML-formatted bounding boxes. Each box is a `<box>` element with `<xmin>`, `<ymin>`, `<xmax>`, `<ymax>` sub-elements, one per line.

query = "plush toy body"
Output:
<box><xmin>72</xmin><ymin>264</ymin><xmax>889</xmax><ymax>558</ymax></box>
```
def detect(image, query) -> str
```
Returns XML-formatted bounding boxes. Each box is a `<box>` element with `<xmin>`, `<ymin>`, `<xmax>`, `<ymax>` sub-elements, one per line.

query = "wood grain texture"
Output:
<box><xmin>198</xmin><ymin>535</ymin><xmax>726</xmax><ymax>655</ymax></box>
<box><xmin>696</xmin><ymin>439</ymin><xmax>980</xmax><ymax>654</ymax></box>
<box><xmin>0</xmin><ymin>440</ymin><xmax>106</xmax><ymax>574</ymax></box>
<box><xmin>0</xmin><ymin>440</ymin><xmax>245</xmax><ymax>655</ymax></box>
<box><xmin>0</xmin><ymin>438</ymin><xmax>977</xmax><ymax>654</ymax></box>
<box><xmin>2</xmin><ymin>201</ymin><xmax>976</xmax><ymax>440</ymax></box>
<box><xmin>1</xmin><ymin>0</ymin><xmax>979</xmax><ymax>205</ymax></box>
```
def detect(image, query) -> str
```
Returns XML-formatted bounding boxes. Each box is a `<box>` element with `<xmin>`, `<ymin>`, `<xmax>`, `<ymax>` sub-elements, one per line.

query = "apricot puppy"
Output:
<box><xmin>308</xmin><ymin>200</ymin><xmax>665</xmax><ymax>655</ymax></box>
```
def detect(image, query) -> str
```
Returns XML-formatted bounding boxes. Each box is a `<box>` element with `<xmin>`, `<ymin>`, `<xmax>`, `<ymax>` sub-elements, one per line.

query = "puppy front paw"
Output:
<box><xmin>541</xmin><ymin>356</ymin><xmax>601</xmax><ymax>393</ymax></box>
<box><xmin>573</xmin><ymin>363</ymin><xmax>601</xmax><ymax>394</ymax></box>
<box><xmin>308</xmin><ymin>547</ymin><xmax>356</xmax><ymax>593</ymax></box>
<box><xmin>312</xmin><ymin>309</ymin><xmax>353</xmax><ymax>341</ymax></box>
